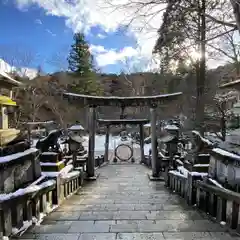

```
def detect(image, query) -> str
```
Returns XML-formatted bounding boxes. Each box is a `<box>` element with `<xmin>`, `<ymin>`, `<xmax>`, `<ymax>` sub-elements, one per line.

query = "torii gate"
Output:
<box><xmin>64</xmin><ymin>92</ymin><xmax>182</xmax><ymax>180</ymax></box>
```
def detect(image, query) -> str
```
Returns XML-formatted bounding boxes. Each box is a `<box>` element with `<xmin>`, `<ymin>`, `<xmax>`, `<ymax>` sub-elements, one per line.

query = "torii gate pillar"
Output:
<box><xmin>87</xmin><ymin>107</ymin><xmax>96</xmax><ymax>179</ymax></box>
<box><xmin>148</xmin><ymin>106</ymin><xmax>162</xmax><ymax>181</ymax></box>
<box><xmin>150</xmin><ymin>107</ymin><xmax>159</xmax><ymax>177</ymax></box>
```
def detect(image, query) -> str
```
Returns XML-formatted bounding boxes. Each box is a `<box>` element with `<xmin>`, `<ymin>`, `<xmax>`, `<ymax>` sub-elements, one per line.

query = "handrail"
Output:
<box><xmin>0</xmin><ymin>168</ymin><xmax>84</xmax><ymax>239</ymax></box>
<box><xmin>196</xmin><ymin>181</ymin><xmax>240</xmax><ymax>204</ymax></box>
<box><xmin>167</xmin><ymin>170</ymin><xmax>240</xmax><ymax>232</ymax></box>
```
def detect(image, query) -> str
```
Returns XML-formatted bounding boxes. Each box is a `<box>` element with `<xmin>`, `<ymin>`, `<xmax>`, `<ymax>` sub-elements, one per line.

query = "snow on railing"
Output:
<box><xmin>166</xmin><ymin>165</ymin><xmax>240</xmax><ymax>233</ymax></box>
<box><xmin>1</xmin><ymin>164</ymin><xmax>85</xmax><ymax>239</ymax></box>
<box><xmin>0</xmin><ymin>148</ymin><xmax>38</xmax><ymax>165</ymax></box>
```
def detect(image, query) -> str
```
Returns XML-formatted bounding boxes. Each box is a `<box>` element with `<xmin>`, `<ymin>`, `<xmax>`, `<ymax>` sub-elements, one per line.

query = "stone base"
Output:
<box><xmin>147</xmin><ymin>173</ymin><xmax>164</xmax><ymax>181</ymax></box>
<box><xmin>85</xmin><ymin>173</ymin><xmax>100</xmax><ymax>181</ymax></box>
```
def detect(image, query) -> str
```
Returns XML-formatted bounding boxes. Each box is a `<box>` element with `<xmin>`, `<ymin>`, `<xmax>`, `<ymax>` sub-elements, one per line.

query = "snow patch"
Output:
<box><xmin>192</xmin><ymin>130</ymin><xmax>213</xmax><ymax>145</ymax></box>
<box><xmin>68</xmin><ymin>124</ymin><xmax>84</xmax><ymax>131</ymax></box>
<box><xmin>0</xmin><ymin>148</ymin><xmax>38</xmax><ymax>164</ymax></box>
<box><xmin>177</xmin><ymin>166</ymin><xmax>189</xmax><ymax>178</ymax></box>
<box><xmin>189</xmin><ymin>172</ymin><xmax>208</xmax><ymax>177</ymax></box>
<box><xmin>208</xmin><ymin>178</ymin><xmax>224</xmax><ymax>189</ymax></box>
<box><xmin>12</xmin><ymin>220</ymin><xmax>32</xmax><ymax>236</ymax></box>
<box><xmin>61</xmin><ymin>171</ymin><xmax>80</xmax><ymax>180</ymax></box>
<box><xmin>198</xmin><ymin>153</ymin><xmax>210</xmax><ymax>157</ymax></box>
<box><xmin>164</xmin><ymin>125</ymin><xmax>179</xmax><ymax>130</ymax></box>
<box><xmin>193</xmin><ymin>164</ymin><xmax>209</xmax><ymax>167</ymax></box>
<box><xmin>42</xmin><ymin>164</ymin><xmax>73</xmax><ymax>178</ymax></box>
<box><xmin>40</xmin><ymin>160</ymin><xmax>65</xmax><ymax>166</ymax></box>
<box><xmin>32</xmin><ymin>213</ymin><xmax>46</xmax><ymax>226</ymax></box>
<box><xmin>64</xmin><ymin>92</ymin><xmax>183</xmax><ymax>99</ymax></box>
<box><xmin>41</xmin><ymin>152</ymin><xmax>58</xmax><ymax>156</ymax></box>
<box><xmin>144</xmin><ymin>143</ymin><xmax>151</xmax><ymax>156</ymax></box>
<box><xmin>169</xmin><ymin>170</ymin><xmax>187</xmax><ymax>178</ymax></box>
<box><xmin>29</xmin><ymin>176</ymin><xmax>46</xmax><ymax>187</ymax></box>
<box><xmin>0</xmin><ymin>180</ymin><xmax>55</xmax><ymax>202</ymax></box>
<box><xmin>39</xmin><ymin>130</ymin><xmax>59</xmax><ymax>142</ymax></box>
<box><xmin>212</xmin><ymin>148</ymin><xmax>240</xmax><ymax>161</ymax></box>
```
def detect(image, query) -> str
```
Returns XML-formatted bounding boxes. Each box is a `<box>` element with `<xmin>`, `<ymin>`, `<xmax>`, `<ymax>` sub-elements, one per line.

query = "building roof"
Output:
<box><xmin>0</xmin><ymin>71</ymin><xmax>22</xmax><ymax>88</ymax></box>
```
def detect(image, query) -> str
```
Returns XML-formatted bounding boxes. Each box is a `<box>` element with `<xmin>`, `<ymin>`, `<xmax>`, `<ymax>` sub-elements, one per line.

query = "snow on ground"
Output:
<box><xmin>82</xmin><ymin>135</ymin><xmax>139</xmax><ymax>154</ymax></box>
<box><xmin>32</xmin><ymin>134</ymin><xmax>141</xmax><ymax>156</ymax></box>
<box><xmin>144</xmin><ymin>143</ymin><xmax>151</xmax><ymax>156</ymax></box>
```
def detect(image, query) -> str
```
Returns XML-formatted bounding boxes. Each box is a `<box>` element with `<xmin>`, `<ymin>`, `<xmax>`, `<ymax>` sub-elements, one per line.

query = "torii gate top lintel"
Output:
<box><xmin>64</xmin><ymin>92</ymin><xmax>182</xmax><ymax>107</ymax></box>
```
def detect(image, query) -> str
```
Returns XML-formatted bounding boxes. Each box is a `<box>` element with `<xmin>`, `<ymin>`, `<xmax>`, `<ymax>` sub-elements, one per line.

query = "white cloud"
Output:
<box><xmin>35</xmin><ymin>18</ymin><xmax>42</xmax><ymax>24</ymax></box>
<box><xmin>46</xmin><ymin>29</ymin><xmax>56</xmax><ymax>37</ymax></box>
<box><xmin>14</xmin><ymin>0</ymin><xmax>236</xmax><ymax>72</ymax></box>
<box><xmin>97</xmin><ymin>33</ymin><xmax>106</xmax><ymax>39</ymax></box>
<box><xmin>14</xmin><ymin>0</ymin><xmax>164</xmax><ymax>71</ymax></box>
<box><xmin>89</xmin><ymin>45</ymin><xmax>107</xmax><ymax>53</ymax></box>
<box><xmin>90</xmin><ymin>44</ymin><xmax>138</xmax><ymax>67</ymax></box>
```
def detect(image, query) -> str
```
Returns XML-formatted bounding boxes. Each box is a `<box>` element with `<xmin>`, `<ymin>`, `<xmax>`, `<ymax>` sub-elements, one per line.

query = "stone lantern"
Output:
<box><xmin>68</xmin><ymin>124</ymin><xmax>85</xmax><ymax>136</ymax></box>
<box><xmin>67</xmin><ymin>133</ymin><xmax>85</xmax><ymax>168</ymax></box>
<box><xmin>158</xmin><ymin>124</ymin><xmax>180</xmax><ymax>169</ymax></box>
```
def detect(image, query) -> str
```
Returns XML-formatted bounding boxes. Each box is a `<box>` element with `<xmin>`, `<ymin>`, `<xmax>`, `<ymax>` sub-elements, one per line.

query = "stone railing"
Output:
<box><xmin>0</xmin><ymin>169</ymin><xmax>84</xmax><ymax>239</ymax></box>
<box><xmin>0</xmin><ymin>148</ymin><xmax>41</xmax><ymax>194</ymax></box>
<box><xmin>58</xmin><ymin>170</ymin><xmax>84</xmax><ymax>202</ymax></box>
<box><xmin>167</xmin><ymin>171</ymin><xmax>240</xmax><ymax>232</ymax></box>
<box><xmin>167</xmin><ymin>171</ymin><xmax>203</xmax><ymax>204</ymax></box>
<box><xmin>0</xmin><ymin>180</ymin><xmax>55</xmax><ymax>238</ymax></box>
<box><xmin>196</xmin><ymin>181</ymin><xmax>240</xmax><ymax>230</ymax></box>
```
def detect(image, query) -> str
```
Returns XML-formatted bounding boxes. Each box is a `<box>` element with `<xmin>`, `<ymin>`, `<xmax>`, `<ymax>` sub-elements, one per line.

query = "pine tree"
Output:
<box><xmin>67</xmin><ymin>33</ymin><xmax>102</xmax><ymax>95</ymax></box>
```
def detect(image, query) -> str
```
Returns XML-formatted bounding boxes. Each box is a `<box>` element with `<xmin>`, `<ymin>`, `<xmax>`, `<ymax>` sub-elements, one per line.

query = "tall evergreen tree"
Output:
<box><xmin>67</xmin><ymin>32</ymin><xmax>102</xmax><ymax>95</ymax></box>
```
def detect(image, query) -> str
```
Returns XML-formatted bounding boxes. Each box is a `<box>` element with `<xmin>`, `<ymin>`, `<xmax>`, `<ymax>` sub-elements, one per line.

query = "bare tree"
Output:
<box><xmin>208</xmin><ymin>29</ymin><xmax>240</xmax><ymax>74</ymax></box>
<box><xmin>47</xmin><ymin>45</ymin><xmax>70</xmax><ymax>72</ymax></box>
<box><xmin>0</xmin><ymin>44</ymin><xmax>36</xmax><ymax>78</ymax></box>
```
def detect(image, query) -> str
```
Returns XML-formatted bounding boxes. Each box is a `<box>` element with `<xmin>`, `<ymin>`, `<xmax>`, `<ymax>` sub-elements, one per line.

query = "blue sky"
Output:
<box><xmin>0</xmin><ymin>1</ymin><xmax>231</xmax><ymax>76</ymax></box>
<box><xmin>0</xmin><ymin>0</ymin><xmax>152</xmax><ymax>74</ymax></box>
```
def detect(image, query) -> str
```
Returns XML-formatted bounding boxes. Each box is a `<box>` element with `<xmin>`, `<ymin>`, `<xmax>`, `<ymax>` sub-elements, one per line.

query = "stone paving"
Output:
<box><xmin>16</xmin><ymin>164</ymin><xmax>240</xmax><ymax>240</ymax></box>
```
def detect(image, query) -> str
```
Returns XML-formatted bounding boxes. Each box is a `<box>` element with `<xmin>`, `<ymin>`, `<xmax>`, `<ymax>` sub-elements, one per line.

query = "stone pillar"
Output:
<box><xmin>150</xmin><ymin>107</ymin><xmax>159</xmax><ymax>177</ymax></box>
<box><xmin>87</xmin><ymin>107</ymin><xmax>96</xmax><ymax>177</ymax></box>
<box><xmin>139</xmin><ymin>124</ymin><xmax>145</xmax><ymax>163</ymax></box>
<box><xmin>104</xmin><ymin>125</ymin><xmax>110</xmax><ymax>162</ymax></box>
<box><xmin>1</xmin><ymin>106</ymin><xmax>8</xmax><ymax>129</ymax></box>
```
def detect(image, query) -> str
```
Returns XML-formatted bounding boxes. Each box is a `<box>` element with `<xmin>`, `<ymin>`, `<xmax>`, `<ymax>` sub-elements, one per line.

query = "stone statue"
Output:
<box><xmin>36</xmin><ymin>129</ymin><xmax>63</xmax><ymax>152</ymax></box>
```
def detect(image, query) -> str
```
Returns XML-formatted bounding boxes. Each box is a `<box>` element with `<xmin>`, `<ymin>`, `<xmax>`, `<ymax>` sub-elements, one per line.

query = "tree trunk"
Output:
<box><xmin>221</xmin><ymin>116</ymin><xmax>226</xmax><ymax>141</ymax></box>
<box><xmin>220</xmin><ymin>101</ymin><xmax>227</xmax><ymax>141</ymax></box>
<box><xmin>195</xmin><ymin>0</ymin><xmax>206</xmax><ymax>135</ymax></box>
<box><xmin>231</xmin><ymin>0</ymin><xmax>240</xmax><ymax>33</ymax></box>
